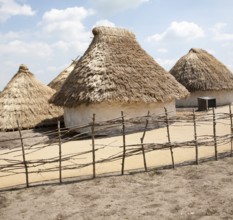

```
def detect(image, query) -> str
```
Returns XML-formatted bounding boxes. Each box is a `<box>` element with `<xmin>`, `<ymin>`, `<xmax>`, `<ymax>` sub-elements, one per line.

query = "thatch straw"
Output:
<box><xmin>51</xmin><ymin>26</ymin><xmax>189</xmax><ymax>107</ymax></box>
<box><xmin>170</xmin><ymin>48</ymin><xmax>233</xmax><ymax>92</ymax></box>
<box><xmin>0</xmin><ymin>64</ymin><xmax>63</xmax><ymax>131</ymax></box>
<box><xmin>48</xmin><ymin>58</ymin><xmax>79</xmax><ymax>91</ymax></box>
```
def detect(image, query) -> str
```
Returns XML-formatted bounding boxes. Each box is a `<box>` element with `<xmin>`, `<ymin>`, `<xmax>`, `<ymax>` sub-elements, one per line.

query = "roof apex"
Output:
<box><xmin>19</xmin><ymin>64</ymin><xmax>29</xmax><ymax>71</ymax></box>
<box><xmin>92</xmin><ymin>26</ymin><xmax>135</xmax><ymax>38</ymax></box>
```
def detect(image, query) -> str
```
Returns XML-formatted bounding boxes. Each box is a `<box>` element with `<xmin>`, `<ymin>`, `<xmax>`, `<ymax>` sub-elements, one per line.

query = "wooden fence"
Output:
<box><xmin>0</xmin><ymin>105</ymin><xmax>233</xmax><ymax>190</ymax></box>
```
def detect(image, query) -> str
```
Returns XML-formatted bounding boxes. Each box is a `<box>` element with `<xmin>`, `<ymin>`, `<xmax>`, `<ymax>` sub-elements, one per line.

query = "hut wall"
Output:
<box><xmin>64</xmin><ymin>101</ymin><xmax>175</xmax><ymax>132</ymax></box>
<box><xmin>176</xmin><ymin>90</ymin><xmax>233</xmax><ymax>107</ymax></box>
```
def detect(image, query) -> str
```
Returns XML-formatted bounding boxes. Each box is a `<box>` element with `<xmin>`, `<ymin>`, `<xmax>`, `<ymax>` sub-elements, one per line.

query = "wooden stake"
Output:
<box><xmin>164</xmin><ymin>108</ymin><xmax>175</xmax><ymax>169</ymax></box>
<box><xmin>213</xmin><ymin>108</ymin><xmax>218</xmax><ymax>161</ymax></box>
<box><xmin>17</xmin><ymin>120</ymin><xmax>29</xmax><ymax>188</ymax></box>
<box><xmin>121</xmin><ymin>111</ymin><xmax>126</xmax><ymax>175</ymax></box>
<box><xmin>140</xmin><ymin>111</ymin><xmax>150</xmax><ymax>172</ymax></box>
<box><xmin>192</xmin><ymin>109</ymin><xmax>199</xmax><ymax>165</ymax></box>
<box><xmin>58</xmin><ymin>121</ymin><xmax>62</xmax><ymax>183</ymax></box>
<box><xmin>229</xmin><ymin>104</ymin><xmax>233</xmax><ymax>157</ymax></box>
<box><xmin>91</xmin><ymin>114</ymin><xmax>96</xmax><ymax>178</ymax></box>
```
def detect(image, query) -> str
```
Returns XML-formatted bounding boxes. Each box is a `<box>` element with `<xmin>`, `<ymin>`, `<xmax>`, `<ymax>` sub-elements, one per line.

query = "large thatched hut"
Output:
<box><xmin>48</xmin><ymin>58</ymin><xmax>78</xmax><ymax>91</ymax></box>
<box><xmin>0</xmin><ymin>64</ymin><xmax>63</xmax><ymax>131</ymax></box>
<box><xmin>170</xmin><ymin>48</ymin><xmax>233</xmax><ymax>107</ymax></box>
<box><xmin>51</xmin><ymin>26</ymin><xmax>189</xmax><ymax>129</ymax></box>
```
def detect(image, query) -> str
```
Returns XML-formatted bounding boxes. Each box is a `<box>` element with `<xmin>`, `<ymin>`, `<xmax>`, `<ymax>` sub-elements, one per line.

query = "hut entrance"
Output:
<box><xmin>198</xmin><ymin>97</ymin><xmax>216</xmax><ymax>111</ymax></box>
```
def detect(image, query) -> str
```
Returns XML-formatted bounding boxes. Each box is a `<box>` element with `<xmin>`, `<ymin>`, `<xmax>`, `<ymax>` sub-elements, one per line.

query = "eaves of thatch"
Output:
<box><xmin>48</xmin><ymin>58</ymin><xmax>78</xmax><ymax>91</ymax></box>
<box><xmin>169</xmin><ymin>48</ymin><xmax>233</xmax><ymax>92</ymax></box>
<box><xmin>0</xmin><ymin>64</ymin><xmax>63</xmax><ymax>130</ymax></box>
<box><xmin>51</xmin><ymin>26</ymin><xmax>189</xmax><ymax>108</ymax></box>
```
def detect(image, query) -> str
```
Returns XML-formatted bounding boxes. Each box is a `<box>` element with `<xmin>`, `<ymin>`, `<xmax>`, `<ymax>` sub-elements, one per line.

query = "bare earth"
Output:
<box><xmin>0</xmin><ymin>156</ymin><xmax>232</xmax><ymax>220</ymax></box>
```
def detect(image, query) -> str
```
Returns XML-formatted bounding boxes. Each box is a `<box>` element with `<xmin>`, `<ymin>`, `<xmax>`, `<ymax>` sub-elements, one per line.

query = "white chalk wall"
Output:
<box><xmin>176</xmin><ymin>90</ymin><xmax>233</xmax><ymax>107</ymax></box>
<box><xmin>64</xmin><ymin>101</ymin><xmax>175</xmax><ymax>129</ymax></box>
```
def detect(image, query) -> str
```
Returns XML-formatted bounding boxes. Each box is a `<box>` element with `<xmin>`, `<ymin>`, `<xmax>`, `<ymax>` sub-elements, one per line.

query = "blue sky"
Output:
<box><xmin>1</xmin><ymin>0</ymin><xmax>233</xmax><ymax>91</ymax></box>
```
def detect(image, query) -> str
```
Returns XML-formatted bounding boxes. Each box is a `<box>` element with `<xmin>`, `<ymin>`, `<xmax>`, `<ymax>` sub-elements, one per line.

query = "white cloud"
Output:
<box><xmin>214</xmin><ymin>23</ymin><xmax>227</xmax><ymax>30</ymax></box>
<box><xmin>36</xmin><ymin>6</ymin><xmax>95</xmax><ymax>56</ymax></box>
<box><xmin>47</xmin><ymin>65</ymin><xmax>65</xmax><ymax>73</ymax></box>
<box><xmin>157</xmin><ymin>48</ymin><xmax>168</xmax><ymax>53</ymax></box>
<box><xmin>0</xmin><ymin>31</ymin><xmax>23</xmax><ymax>42</ymax></box>
<box><xmin>148</xmin><ymin>34</ymin><xmax>163</xmax><ymax>42</ymax></box>
<box><xmin>94</xmin><ymin>19</ymin><xmax>115</xmax><ymax>27</ymax></box>
<box><xmin>0</xmin><ymin>40</ymin><xmax>53</xmax><ymax>57</ymax></box>
<box><xmin>39</xmin><ymin>7</ymin><xmax>94</xmax><ymax>43</ymax></box>
<box><xmin>52</xmin><ymin>41</ymin><xmax>70</xmax><ymax>52</ymax></box>
<box><xmin>148</xmin><ymin>21</ymin><xmax>204</xmax><ymax>42</ymax></box>
<box><xmin>211</xmin><ymin>23</ymin><xmax>233</xmax><ymax>41</ymax></box>
<box><xmin>39</xmin><ymin>7</ymin><xmax>94</xmax><ymax>31</ymax></box>
<box><xmin>155</xmin><ymin>58</ymin><xmax>177</xmax><ymax>70</ymax></box>
<box><xmin>0</xmin><ymin>0</ymin><xmax>35</xmax><ymax>22</ymax></box>
<box><xmin>91</xmin><ymin>0</ymin><xmax>149</xmax><ymax>15</ymax></box>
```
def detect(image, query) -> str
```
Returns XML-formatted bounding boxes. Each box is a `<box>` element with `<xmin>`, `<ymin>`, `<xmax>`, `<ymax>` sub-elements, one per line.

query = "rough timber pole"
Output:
<box><xmin>91</xmin><ymin>114</ymin><xmax>96</xmax><ymax>178</ymax></box>
<box><xmin>164</xmin><ymin>108</ymin><xmax>175</xmax><ymax>169</ymax></box>
<box><xmin>121</xmin><ymin>111</ymin><xmax>126</xmax><ymax>175</ymax></box>
<box><xmin>229</xmin><ymin>104</ymin><xmax>233</xmax><ymax>157</ymax></box>
<box><xmin>17</xmin><ymin>120</ymin><xmax>29</xmax><ymax>188</ymax></box>
<box><xmin>140</xmin><ymin>111</ymin><xmax>150</xmax><ymax>172</ymax></box>
<box><xmin>58</xmin><ymin>121</ymin><xmax>62</xmax><ymax>183</ymax></box>
<box><xmin>192</xmin><ymin>109</ymin><xmax>199</xmax><ymax>165</ymax></box>
<box><xmin>212</xmin><ymin>108</ymin><xmax>218</xmax><ymax>161</ymax></box>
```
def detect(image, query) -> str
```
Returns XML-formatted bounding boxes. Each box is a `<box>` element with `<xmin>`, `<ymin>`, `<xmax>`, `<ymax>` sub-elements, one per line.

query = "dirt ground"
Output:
<box><xmin>0</xmin><ymin>156</ymin><xmax>233</xmax><ymax>220</ymax></box>
<box><xmin>0</xmin><ymin>128</ymin><xmax>50</xmax><ymax>149</ymax></box>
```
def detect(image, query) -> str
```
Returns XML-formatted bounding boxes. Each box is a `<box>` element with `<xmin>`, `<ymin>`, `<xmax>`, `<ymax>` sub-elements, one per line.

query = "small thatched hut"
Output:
<box><xmin>170</xmin><ymin>48</ymin><xmax>233</xmax><ymax>107</ymax></box>
<box><xmin>48</xmin><ymin>58</ymin><xmax>78</xmax><ymax>91</ymax></box>
<box><xmin>51</xmin><ymin>26</ymin><xmax>189</xmax><ymax>129</ymax></box>
<box><xmin>0</xmin><ymin>64</ymin><xmax>63</xmax><ymax>131</ymax></box>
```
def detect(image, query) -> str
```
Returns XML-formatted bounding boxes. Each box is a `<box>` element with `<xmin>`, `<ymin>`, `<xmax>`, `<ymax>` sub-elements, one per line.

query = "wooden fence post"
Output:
<box><xmin>58</xmin><ymin>121</ymin><xmax>62</xmax><ymax>183</ymax></box>
<box><xmin>121</xmin><ymin>111</ymin><xmax>126</xmax><ymax>175</ymax></box>
<box><xmin>91</xmin><ymin>114</ymin><xmax>96</xmax><ymax>178</ymax></box>
<box><xmin>229</xmin><ymin>104</ymin><xmax>233</xmax><ymax>157</ymax></box>
<box><xmin>213</xmin><ymin>108</ymin><xmax>218</xmax><ymax>161</ymax></box>
<box><xmin>164</xmin><ymin>108</ymin><xmax>175</xmax><ymax>169</ymax></box>
<box><xmin>17</xmin><ymin>120</ymin><xmax>29</xmax><ymax>188</ymax></box>
<box><xmin>192</xmin><ymin>109</ymin><xmax>199</xmax><ymax>165</ymax></box>
<box><xmin>140</xmin><ymin>111</ymin><xmax>150</xmax><ymax>172</ymax></box>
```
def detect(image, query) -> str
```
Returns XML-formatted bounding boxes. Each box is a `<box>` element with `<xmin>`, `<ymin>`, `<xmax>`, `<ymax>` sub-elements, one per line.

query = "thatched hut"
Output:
<box><xmin>170</xmin><ymin>48</ymin><xmax>233</xmax><ymax>107</ymax></box>
<box><xmin>48</xmin><ymin>58</ymin><xmax>78</xmax><ymax>91</ymax></box>
<box><xmin>51</xmin><ymin>26</ymin><xmax>189</xmax><ymax>129</ymax></box>
<box><xmin>0</xmin><ymin>64</ymin><xmax>63</xmax><ymax>131</ymax></box>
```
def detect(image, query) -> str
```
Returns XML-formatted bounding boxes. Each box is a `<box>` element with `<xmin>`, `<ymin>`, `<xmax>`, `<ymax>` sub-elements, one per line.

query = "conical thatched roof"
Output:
<box><xmin>51</xmin><ymin>26</ymin><xmax>189</xmax><ymax>107</ymax></box>
<box><xmin>48</xmin><ymin>58</ymin><xmax>78</xmax><ymax>91</ymax></box>
<box><xmin>0</xmin><ymin>64</ymin><xmax>63</xmax><ymax>130</ymax></box>
<box><xmin>170</xmin><ymin>48</ymin><xmax>233</xmax><ymax>92</ymax></box>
